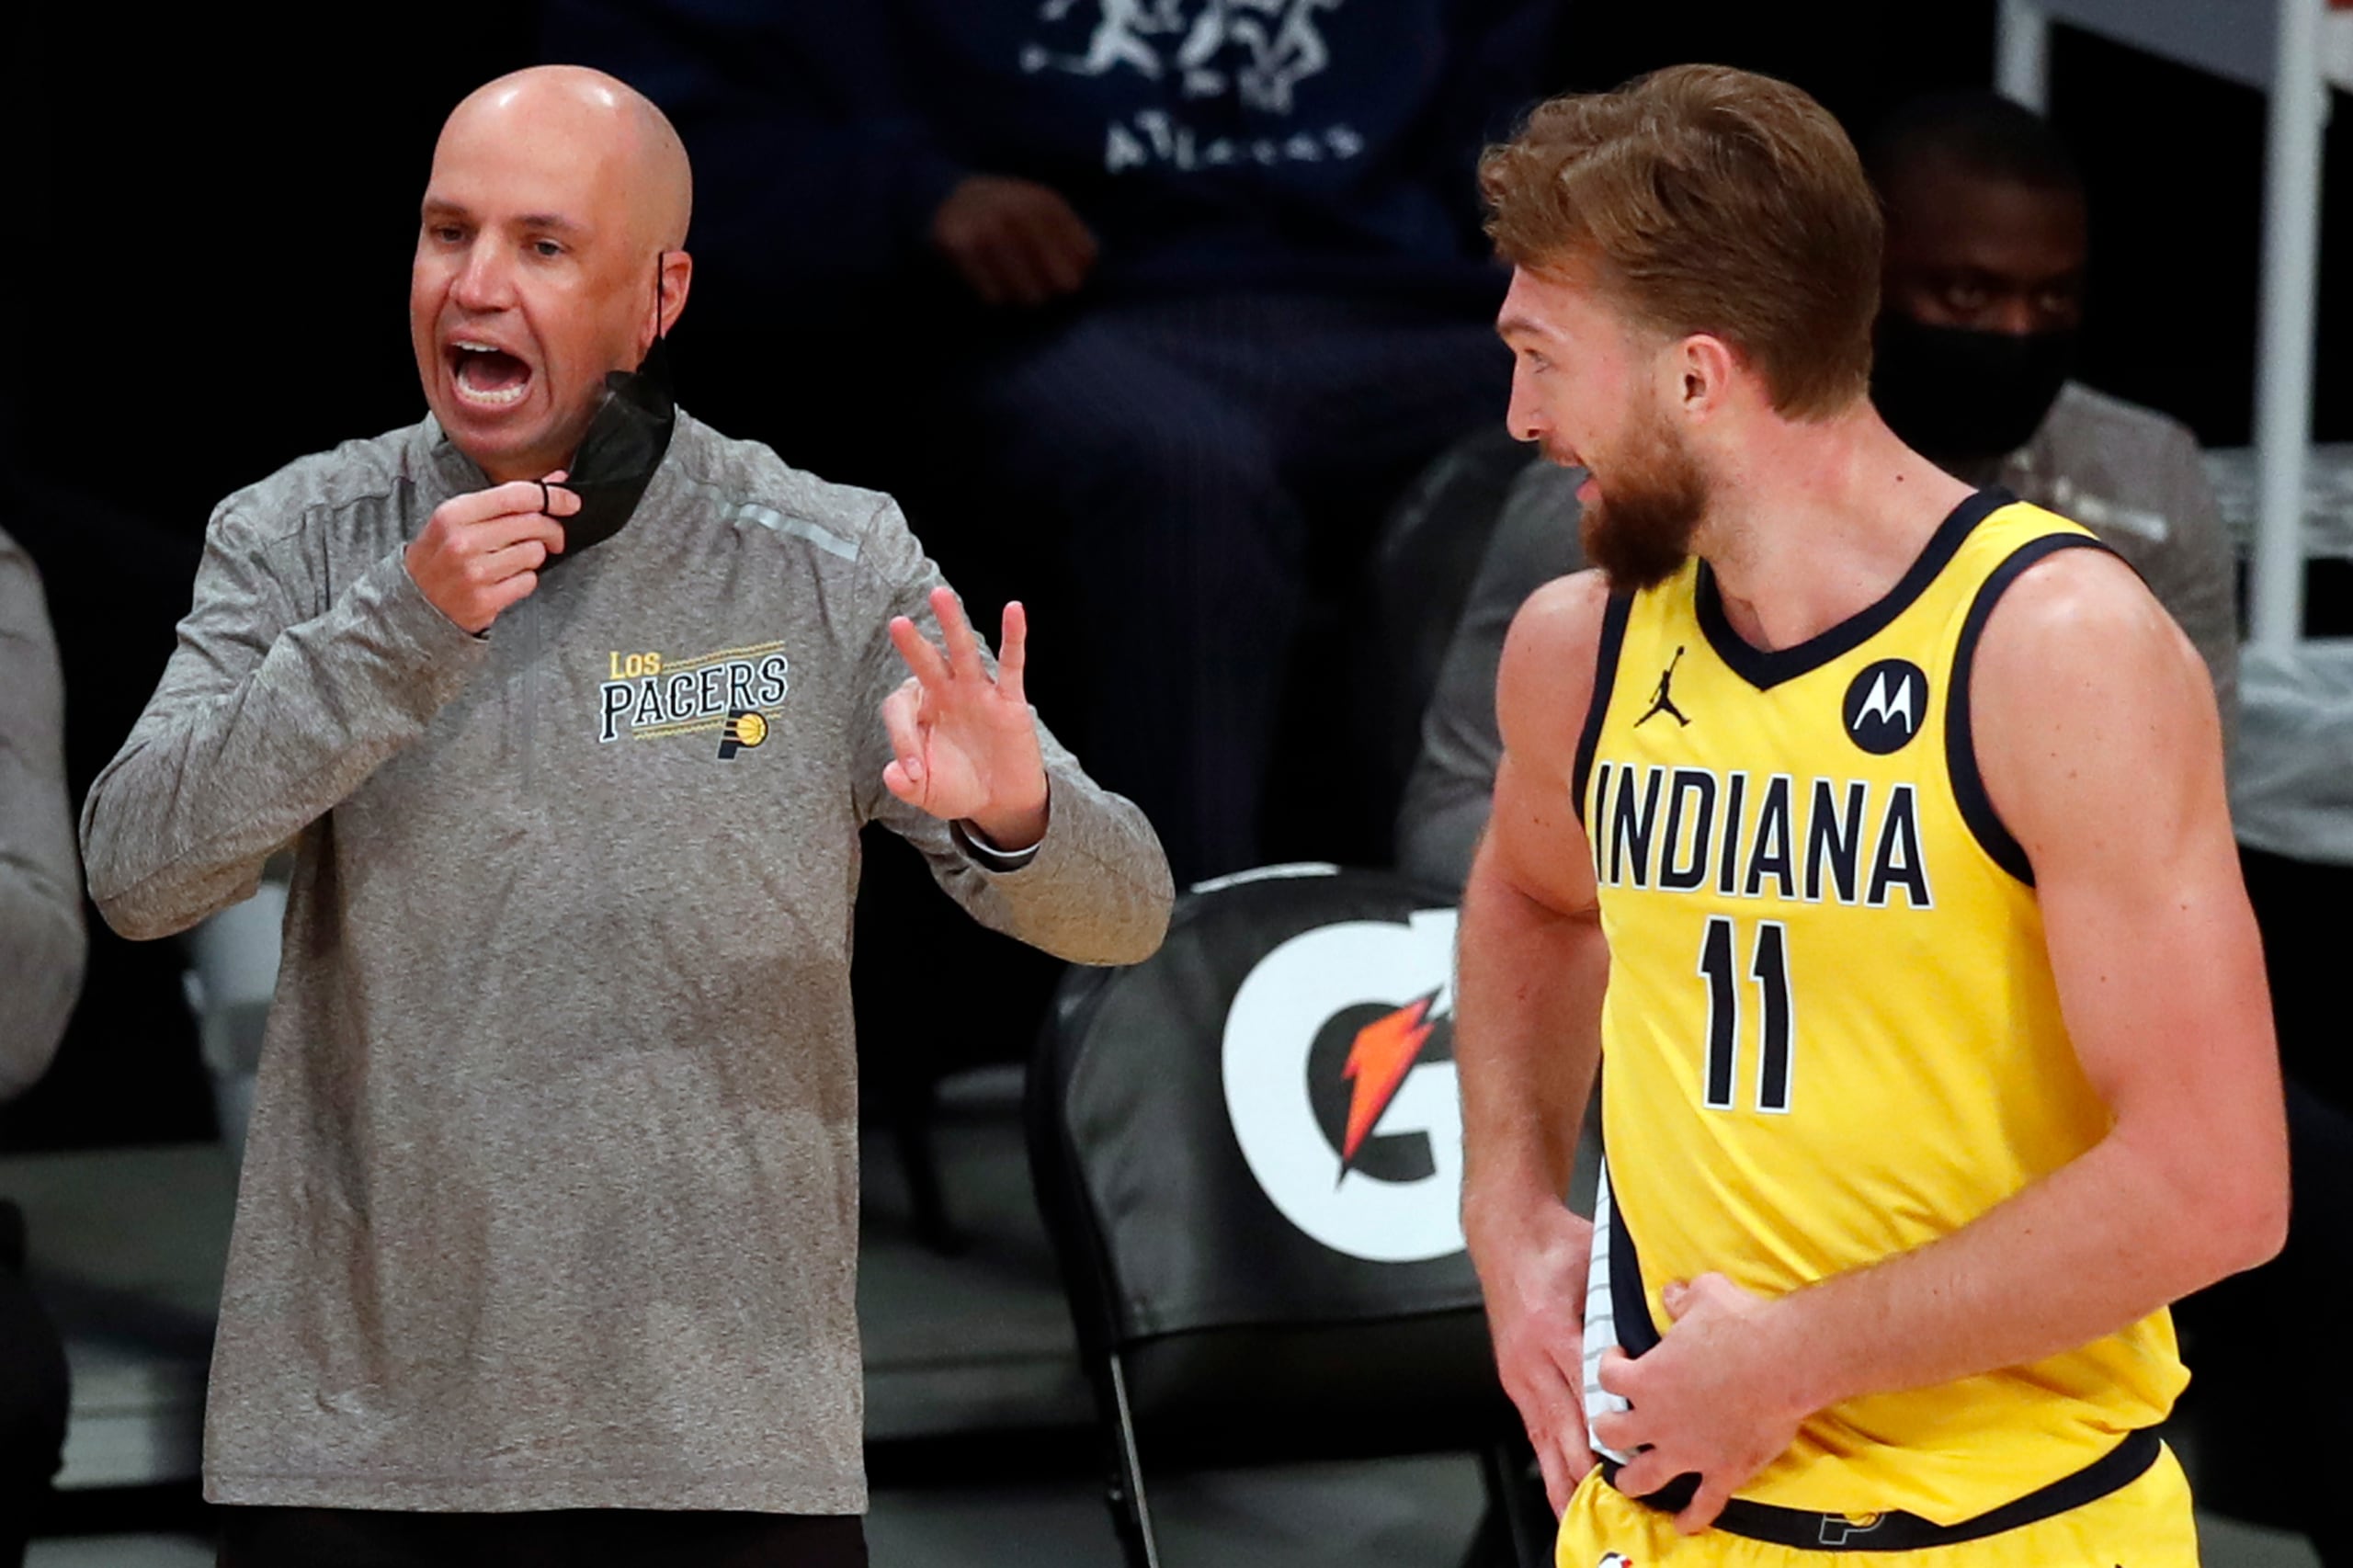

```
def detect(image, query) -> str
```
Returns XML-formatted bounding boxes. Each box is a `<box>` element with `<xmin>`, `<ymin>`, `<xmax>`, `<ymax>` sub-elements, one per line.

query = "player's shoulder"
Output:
<box><xmin>1981</xmin><ymin>540</ymin><xmax>2177</xmax><ymax>661</ymax></box>
<box><xmin>1971</xmin><ymin>539</ymin><xmax>2209</xmax><ymax>741</ymax></box>
<box><xmin>1495</xmin><ymin>568</ymin><xmax>1614</xmax><ymax>759</ymax></box>
<box><xmin>1502</xmin><ymin>568</ymin><xmax>1612</xmax><ymax>674</ymax></box>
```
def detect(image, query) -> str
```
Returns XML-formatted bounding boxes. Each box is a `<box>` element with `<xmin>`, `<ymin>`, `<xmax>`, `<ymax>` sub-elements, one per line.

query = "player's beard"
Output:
<box><xmin>1580</xmin><ymin>397</ymin><xmax>1711</xmax><ymax>593</ymax></box>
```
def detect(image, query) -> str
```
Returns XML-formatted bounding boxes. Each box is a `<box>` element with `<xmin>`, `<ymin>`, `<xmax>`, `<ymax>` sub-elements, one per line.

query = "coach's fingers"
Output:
<box><xmin>996</xmin><ymin>601</ymin><xmax>1029</xmax><ymax>706</ymax></box>
<box><xmin>889</xmin><ymin>615</ymin><xmax>955</xmax><ymax>690</ymax></box>
<box><xmin>931</xmin><ymin>586</ymin><xmax>986</xmax><ymax>681</ymax></box>
<box><xmin>882</xmin><ymin>678</ymin><xmax>927</xmax><ymax>788</ymax></box>
<box><xmin>535</xmin><ymin>477</ymin><xmax>583</xmax><ymax>518</ymax></box>
<box><xmin>477</xmin><ymin>568</ymin><xmax>541</xmax><ymax>623</ymax></box>
<box><xmin>472</xmin><ymin>512</ymin><xmax>568</xmax><ymax>558</ymax></box>
<box><xmin>441</xmin><ymin>480</ymin><xmax>573</xmax><ymax>528</ymax></box>
<box><xmin>477</xmin><ymin>538</ymin><xmax>551</xmax><ymax>580</ymax></box>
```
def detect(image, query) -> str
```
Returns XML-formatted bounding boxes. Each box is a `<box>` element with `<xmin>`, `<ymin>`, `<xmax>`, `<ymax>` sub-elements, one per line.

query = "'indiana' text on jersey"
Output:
<box><xmin>1573</xmin><ymin>493</ymin><xmax>2186</xmax><ymax>1528</ymax></box>
<box><xmin>1588</xmin><ymin>766</ymin><xmax>1929</xmax><ymax>908</ymax></box>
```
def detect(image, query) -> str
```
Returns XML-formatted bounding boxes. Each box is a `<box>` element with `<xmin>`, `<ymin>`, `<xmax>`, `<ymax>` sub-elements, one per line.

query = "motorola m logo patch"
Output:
<box><xmin>1221</xmin><ymin>909</ymin><xmax>1464</xmax><ymax>1264</ymax></box>
<box><xmin>1842</xmin><ymin>658</ymin><xmax>1927</xmax><ymax>756</ymax></box>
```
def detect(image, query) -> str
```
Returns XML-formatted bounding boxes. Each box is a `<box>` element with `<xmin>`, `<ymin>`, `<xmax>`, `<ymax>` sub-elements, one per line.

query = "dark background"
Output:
<box><xmin>5</xmin><ymin>0</ymin><xmax>2347</xmax><ymax>1147</ymax></box>
<box><xmin>6</xmin><ymin>2</ymin><xmax>2344</xmax><ymax>528</ymax></box>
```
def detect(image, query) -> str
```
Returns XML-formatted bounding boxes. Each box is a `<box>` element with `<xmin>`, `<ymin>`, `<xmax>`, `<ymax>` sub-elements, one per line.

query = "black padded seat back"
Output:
<box><xmin>1365</xmin><ymin>425</ymin><xmax>1537</xmax><ymax>786</ymax></box>
<box><xmin>1029</xmin><ymin>866</ymin><xmax>1506</xmax><ymax>1449</ymax></box>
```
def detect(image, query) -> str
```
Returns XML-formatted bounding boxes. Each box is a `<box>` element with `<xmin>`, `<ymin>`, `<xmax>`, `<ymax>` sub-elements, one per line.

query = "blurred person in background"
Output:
<box><xmin>1397</xmin><ymin>86</ymin><xmax>2237</xmax><ymax>888</ymax></box>
<box><xmin>0</xmin><ymin>521</ymin><xmax>81</xmax><ymax>1564</ymax></box>
<box><xmin>550</xmin><ymin>0</ymin><xmax>1557</xmax><ymax>881</ymax></box>
<box><xmin>0</xmin><ymin>364</ymin><xmax>208</xmax><ymax>1153</ymax></box>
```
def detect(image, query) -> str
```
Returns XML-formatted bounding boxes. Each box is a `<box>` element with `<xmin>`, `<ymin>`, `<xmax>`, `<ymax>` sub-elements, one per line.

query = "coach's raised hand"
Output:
<box><xmin>883</xmin><ymin>587</ymin><xmax>1051</xmax><ymax>851</ymax></box>
<box><xmin>404</xmin><ymin>474</ymin><xmax>576</xmax><ymax>633</ymax></box>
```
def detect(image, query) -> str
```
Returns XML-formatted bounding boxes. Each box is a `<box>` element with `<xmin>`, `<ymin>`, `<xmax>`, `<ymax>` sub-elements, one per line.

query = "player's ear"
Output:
<box><xmin>1677</xmin><ymin>333</ymin><xmax>1739</xmax><ymax>416</ymax></box>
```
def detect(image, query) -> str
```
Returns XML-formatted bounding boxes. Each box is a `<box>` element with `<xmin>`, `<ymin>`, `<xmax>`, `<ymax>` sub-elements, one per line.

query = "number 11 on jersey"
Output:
<box><xmin>1699</xmin><ymin>915</ymin><xmax>1794</xmax><ymax>1114</ymax></box>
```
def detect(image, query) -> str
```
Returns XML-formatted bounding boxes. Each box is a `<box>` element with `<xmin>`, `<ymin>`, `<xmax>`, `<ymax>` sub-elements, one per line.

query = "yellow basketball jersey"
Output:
<box><xmin>1575</xmin><ymin>491</ymin><xmax>2187</xmax><ymax>1526</ymax></box>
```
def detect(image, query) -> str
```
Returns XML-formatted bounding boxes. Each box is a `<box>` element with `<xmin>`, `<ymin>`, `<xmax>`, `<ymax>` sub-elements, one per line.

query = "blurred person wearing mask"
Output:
<box><xmin>81</xmin><ymin>65</ymin><xmax>1168</xmax><ymax>1568</ymax></box>
<box><xmin>1866</xmin><ymin>89</ymin><xmax>2236</xmax><ymax>738</ymax></box>
<box><xmin>0</xmin><ymin>523</ymin><xmax>80</xmax><ymax>1565</ymax></box>
<box><xmin>1396</xmin><ymin>88</ymin><xmax>2236</xmax><ymax>890</ymax></box>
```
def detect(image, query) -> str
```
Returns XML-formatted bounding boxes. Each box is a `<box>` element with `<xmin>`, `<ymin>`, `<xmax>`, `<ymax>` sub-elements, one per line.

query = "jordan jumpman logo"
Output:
<box><xmin>1635</xmin><ymin>646</ymin><xmax>1692</xmax><ymax>727</ymax></box>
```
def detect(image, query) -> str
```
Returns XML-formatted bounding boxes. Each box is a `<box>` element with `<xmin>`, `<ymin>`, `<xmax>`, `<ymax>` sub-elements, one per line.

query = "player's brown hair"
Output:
<box><xmin>1480</xmin><ymin>64</ymin><xmax>1882</xmax><ymax>419</ymax></box>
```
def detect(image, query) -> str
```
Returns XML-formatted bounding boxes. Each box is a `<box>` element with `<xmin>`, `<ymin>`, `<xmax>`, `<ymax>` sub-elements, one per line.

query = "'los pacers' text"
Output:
<box><xmin>1589</xmin><ymin>762</ymin><xmax>1931</xmax><ymax>908</ymax></box>
<box><xmin>599</xmin><ymin>651</ymin><xmax>790</xmax><ymax>743</ymax></box>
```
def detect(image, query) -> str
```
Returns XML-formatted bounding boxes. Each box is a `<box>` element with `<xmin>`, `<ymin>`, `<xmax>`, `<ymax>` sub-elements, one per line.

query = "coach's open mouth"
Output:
<box><xmin>449</xmin><ymin>341</ymin><xmax>532</xmax><ymax>409</ymax></box>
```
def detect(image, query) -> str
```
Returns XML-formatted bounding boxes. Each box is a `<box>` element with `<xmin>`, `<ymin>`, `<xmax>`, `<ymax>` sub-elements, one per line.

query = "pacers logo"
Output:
<box><xmin>597</xmin><ymin>642</ymin><xmax>789</xmax><ymax>748</ymax></box>
<box><xmin>1842</xmin><ymin>658</ymin><xmax>1927</xmax><ymax>756</ymax></box>
<box><xmin>718</xmin><ymin>709</ymin><xmax>768</xmax><ymax>760</ymax></box>
<box><xmin>1221</xmin><ymin>909</ymin><xmax>1463</xmax><ymax>1263</ymax></box>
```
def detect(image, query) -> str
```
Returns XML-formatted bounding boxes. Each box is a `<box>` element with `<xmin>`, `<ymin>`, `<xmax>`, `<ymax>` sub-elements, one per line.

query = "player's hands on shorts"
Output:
<box><xmin>1476</xmin><ymin>1200</ymin><xmax>1597</xmax><ymax>1515</ymax></box>
<box><xmin>1593</xmin><ymin>1271</ymin><xmax>1809</xmax><ymax>1535</ymax></box>
<box><xmin>883</xmin><ymin>588</ymin><xmax>1050</xmax><ymax>848</ymax></box>
<box><xmin>404</xmin><ymin>472</ymin><xmax>574</xmax><ymax>634</ymax></box>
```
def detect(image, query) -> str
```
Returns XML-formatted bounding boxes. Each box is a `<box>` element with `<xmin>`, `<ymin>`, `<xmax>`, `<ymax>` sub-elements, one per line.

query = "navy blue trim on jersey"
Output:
<box><xmin>1572</xmin><ymin>592</ymin><xmax>1636</xmax><ymax>827</ymax></box>
<box><xmin>1599</xmin><ymin>1181</ymin><xmax>1699</xmax><ymax>1515</ymax></box>
<box><xmin>1695</xmin><ymin>489</ymin><xmax>2015</xmax><ymax>693</ymax></box>
<box><xmin>1945</xmin><ymin>533</ymin><xmax>2117</xmax><ymax>887</ymax></box>
<box><xmin>1608</xmin><ymin>1176</ymin><xmax>1662</xmax><ymax>1357</ymax></box>
<box><xmin>1603</xmin><ymin>1429</ymin><xmax>2162</xmax><ymax>1552</ymax></box>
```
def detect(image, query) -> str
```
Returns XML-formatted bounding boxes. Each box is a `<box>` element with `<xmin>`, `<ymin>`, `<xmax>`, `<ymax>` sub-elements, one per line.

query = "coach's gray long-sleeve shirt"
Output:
<box><xmin>0</xmin><ymin>523</ymin><xmax>85</xmax><ymax>1097</ymax></box>
<box><xmin>82</xmin><ymin>412</ymin><xmax>1172</xmax><ymax>1514</ymax></box>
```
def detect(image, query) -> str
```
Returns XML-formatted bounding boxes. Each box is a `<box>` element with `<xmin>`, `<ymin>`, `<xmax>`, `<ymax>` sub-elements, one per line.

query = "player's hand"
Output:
<box><xmin>883</xmin><ymin>588</ymin><xmax>1051</xmax><ymax>847</ymax></box>
<box><xmin>1473</xmin><ymin>1201</ymin><xmax>1597</xmax><ymax>1515</ymax></box>
<box><xmin>930</xmin><ymin>175</ymin><xmax>1098</xmax><ymax>307</ymax></box>
<box><xmin>1592</xmin><ymin>1273</ymin><xmax>1808</xmax><ymax>1534</ymax></box>
<box><xmin>404</xmin><ymin>472</ymin><xmax>574</xmax><ymax>634</ymax></box>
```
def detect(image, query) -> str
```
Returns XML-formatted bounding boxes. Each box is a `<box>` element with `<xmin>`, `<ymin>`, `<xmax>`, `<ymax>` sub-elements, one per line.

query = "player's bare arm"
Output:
<box><xmin>1457</xmin><ymin>567</ymin><xmax>1614</xmax><ymax>1514</ymax></box>
<box><xmin>1596</xmin><ymin>546</ymin><xmax>2290</xmax><ymax>1531</ymax></box>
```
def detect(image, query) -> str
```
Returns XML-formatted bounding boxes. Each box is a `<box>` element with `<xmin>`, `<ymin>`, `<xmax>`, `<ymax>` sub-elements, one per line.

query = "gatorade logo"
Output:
<box><xmin>1221</xmin><ymin>909</ymin><xmax>1463</xmax><ymax>1263</ymax></box>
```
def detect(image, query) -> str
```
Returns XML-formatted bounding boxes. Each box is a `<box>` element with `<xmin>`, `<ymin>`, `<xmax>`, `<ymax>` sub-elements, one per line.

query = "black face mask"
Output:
<box><xmin>548</xmin><ymin>261</ymin><xmax>676</xmax><ymax>562</ymax></box>
<box><xmin>1870</xmin><ymin>313</ymin><xmax>2075</xmax><ymax>467</ymax></box>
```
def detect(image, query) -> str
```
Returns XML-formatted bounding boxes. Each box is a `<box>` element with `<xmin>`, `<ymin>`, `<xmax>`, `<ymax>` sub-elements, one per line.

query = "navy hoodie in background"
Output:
<box><xmin>548</xmin><ymin>0</ymin><xmax>1558</xmax><ymax>331</ymax></box>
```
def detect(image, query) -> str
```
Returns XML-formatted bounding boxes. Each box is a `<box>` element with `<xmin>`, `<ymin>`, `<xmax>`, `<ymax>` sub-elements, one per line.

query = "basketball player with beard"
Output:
<box><xmin>1454</xmin><ymin>66</ymin><xmax>2286</xmax><ymax>1566</ymax></box>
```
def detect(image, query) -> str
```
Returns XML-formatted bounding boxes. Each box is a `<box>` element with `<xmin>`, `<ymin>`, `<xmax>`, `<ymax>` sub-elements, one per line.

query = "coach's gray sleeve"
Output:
<box><xmin>81</xmin><ymin>509</ymin><xmax>488</xmax><ymax>942</ymax></box>
<box><xmin>1396</xmin><ymin>463</ymin><xmax>1586</xmax><ymax>891</ymax></box>
<box><xmin>852</xmin><ymin>500</ymin><xmax>1172</xmax><ymax>966</ymax></box>
<box><xmin>0</xmin><ymin>528</ymin><xmax>85</xmax><ymax>1097</ymax></box>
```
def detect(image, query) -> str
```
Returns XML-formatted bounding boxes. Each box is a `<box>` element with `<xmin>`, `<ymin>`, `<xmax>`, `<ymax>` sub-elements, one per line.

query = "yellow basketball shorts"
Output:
<box><xmin>1555</xmin><ymin>1443</ymin><xmax>2197</xmax><ymax>1568</ymax></box>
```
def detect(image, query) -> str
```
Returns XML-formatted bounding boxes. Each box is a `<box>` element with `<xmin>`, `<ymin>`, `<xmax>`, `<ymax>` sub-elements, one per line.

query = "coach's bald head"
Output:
<box><xmin>410</xmin><ymin>65</ymin><xmax>694</xmax><ymax>483</ymax></box>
